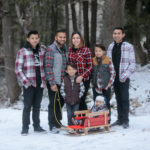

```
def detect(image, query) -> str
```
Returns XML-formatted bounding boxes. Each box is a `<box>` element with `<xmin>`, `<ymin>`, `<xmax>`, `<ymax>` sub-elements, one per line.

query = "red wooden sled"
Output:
<box><xmin>63</xmin><ymin>110</ymin><xmax>110</xmax><ymax>135</ymax></box>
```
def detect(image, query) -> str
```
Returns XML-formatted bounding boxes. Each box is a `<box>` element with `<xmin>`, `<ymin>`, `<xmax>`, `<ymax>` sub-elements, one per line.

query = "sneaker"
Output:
<box><xmin>34</xmin><ymin>126</ymin><xmax>46</xmax><ymax>133</ymax></box>
<box><xmin>110</xmin><ymin>120</ymin><xmax>123</xmax><ymax>127</ymax></box>
<box><xmin>49</xmin><ymin>126</ymin><xmax>60</xmax><ymax>134</ymax></box>
<box><xmin>123</xmin><ymin>122</ymin><xmax>129</xmax><ymax>129</ymax></box>
<box><xmin>21</xmin><ymin>128</ymin><xmax>28</xmax><ymax>136</ymax></box>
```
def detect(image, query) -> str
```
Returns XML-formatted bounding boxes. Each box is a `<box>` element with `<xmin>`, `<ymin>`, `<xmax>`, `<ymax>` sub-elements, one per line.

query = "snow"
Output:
<box><xmin>0</xmin><ymin>64</ymin><xmax>150</xmax><ymax>150</ymax></box>
<box><xmin>0</xmin><ymin>109</ymin><xmax>150</xmax><ymax>150</ymax></box>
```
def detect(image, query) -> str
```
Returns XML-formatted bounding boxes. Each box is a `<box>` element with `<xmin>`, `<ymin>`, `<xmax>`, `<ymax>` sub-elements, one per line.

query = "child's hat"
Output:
<box><xmin>95</xmin><ymin>96</ymin><xmax>105</xmax><ymax>103</ymax></box>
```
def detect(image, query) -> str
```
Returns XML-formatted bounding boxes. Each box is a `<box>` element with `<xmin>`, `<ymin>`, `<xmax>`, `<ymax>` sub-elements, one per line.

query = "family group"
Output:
<box><xmin>15</xmin><ymin>27</ymin><xmax>136</xmax><ymax>135</ymax></box>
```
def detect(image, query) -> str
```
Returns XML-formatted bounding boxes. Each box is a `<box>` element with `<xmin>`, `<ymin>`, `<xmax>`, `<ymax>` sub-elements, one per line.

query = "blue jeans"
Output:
<box><xmin>66</xmin><ymin>103</ymin><xmax>79</xmax><ymax>125</ymax></box>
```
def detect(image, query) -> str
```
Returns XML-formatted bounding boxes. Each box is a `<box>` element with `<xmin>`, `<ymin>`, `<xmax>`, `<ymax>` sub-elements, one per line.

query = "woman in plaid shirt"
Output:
<box><xmin>68</xmin><ymin>31</ymin><xmax>93</xmax><ymax>110</ymax></box>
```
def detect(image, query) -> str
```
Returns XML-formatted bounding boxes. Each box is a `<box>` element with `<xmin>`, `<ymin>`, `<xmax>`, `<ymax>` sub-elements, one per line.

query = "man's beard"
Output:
<box><xmin>56</xmin><ymin>40</ymin><xmax>65</xmax><ymax>47</ymax></box>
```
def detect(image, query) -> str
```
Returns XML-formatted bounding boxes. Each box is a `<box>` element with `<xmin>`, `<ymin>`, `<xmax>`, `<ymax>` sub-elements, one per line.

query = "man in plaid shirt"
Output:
<box><xmin>107</xmin><ymin>27</ymin><xmax>136</xmax><ymax>129</ymax></box>
<box><xmin>15</xmin><ymin>30</ymin><xmax>46</xmax><ymax>135</ymax></box>
<box><xmin>44</xmin><ymin>29</ymin><xmax>68</xmax><ymax>133</ymax></box>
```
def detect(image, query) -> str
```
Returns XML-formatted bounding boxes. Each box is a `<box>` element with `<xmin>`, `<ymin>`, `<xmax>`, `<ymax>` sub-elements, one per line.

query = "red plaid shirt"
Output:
<box><xmin>15</xmin><ymin>46</ymin><xmax>46</xmax><ymax>88</ymax></box>
<box><xmin>68</xmin><ymin>47</ymin><xmax>93</xmax><ymax>81</ymax></box>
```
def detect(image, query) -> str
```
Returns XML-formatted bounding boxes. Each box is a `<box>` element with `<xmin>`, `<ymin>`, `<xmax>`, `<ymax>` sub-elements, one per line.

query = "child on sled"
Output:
<box><xmin>72</xmin><ymin>95</ymin><xmax>108</xmax><ymax>126</ymax></box>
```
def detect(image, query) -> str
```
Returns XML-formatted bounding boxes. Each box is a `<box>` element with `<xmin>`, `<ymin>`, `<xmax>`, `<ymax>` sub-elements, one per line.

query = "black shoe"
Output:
<box><xmin>123</xmin><ymin>122</ymin><xmax>129</xmax><ymax>129</ymax></box>
<box><xmin>21</xmin><ymin>128</ymin><xmax>28</xmax><ymax>136</ymax></box>
<box><xmin>34</xmin><ymin>126</ymin><xmax>46</xmax><ymax>133</ymax></box>
<box><xmin>49</xmin><ymin>126</ymin><xmax>60</xmax><ymax>134</ymax></box>
<box><xmin>110</xmin><ymin>120</ymin><xmax>123</xmax><ymax>127</ymax></box>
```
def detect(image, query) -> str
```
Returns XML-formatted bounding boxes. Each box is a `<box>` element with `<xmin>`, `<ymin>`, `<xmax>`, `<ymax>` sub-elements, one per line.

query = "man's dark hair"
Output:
<box><xmin>113</xmin><ymin>27</ymin><xmax>125</xmax><ymax>33</ymax></box>
<box><xmin>55</xmin><ymin>29</ymin><xmax>66</xmax><ymax>36</ymax></box>
<box><xmin>27</xmin><ymin>30</ymin><xmax>39</xmax><ymax>38</ymax></box>
<box><xmin>66</xmin><ymin>63</ymin><xmax>77</xmax><ymax>70</ymax></box>
<box><xmin>95</xmin><ymin>44</ymin><xmax>106</xmax><ymax>51</ymax></box>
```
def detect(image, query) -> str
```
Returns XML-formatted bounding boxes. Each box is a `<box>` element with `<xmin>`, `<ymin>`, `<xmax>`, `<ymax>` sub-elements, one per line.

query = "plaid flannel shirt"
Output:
<box><xmin>44</xmin><ymin>41</ymin><xmax>68</xmax><ymax>86</ymax></box>
<box><xmin>15</xmin><ymin>45</ymin><xmax>46</xmax><ymax>88</ymax></box>
<box><xmin>107</xmin><ymin>41</ymin><xmax>136</xmax><ymax>82</ymax></box>
<box><xmin>68</xmin><ymin>47</ymin><xmax>93</xmax><ymax>81</ymax></box>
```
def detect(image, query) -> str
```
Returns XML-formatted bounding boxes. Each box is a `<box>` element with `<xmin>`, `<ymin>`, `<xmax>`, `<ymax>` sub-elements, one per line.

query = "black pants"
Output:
<box><xmin>66</xmin><ymin>103</ymin><xmax>79</xmax><ymax>125</ymax></box>
<box><xmin>93</xmin><ymin>87</ymin><xmax>111</xmax><ymax>122</ymax></box>
<box><xmin>79</xmin><ymin>79</ymin><xmax>91</xmax><ymax>110</ymax></box>
<box><xmin>47</xmin><ymin>83</ymin><xmax>64</xmax><ymax>128</ymax></box>
<box><xmin>114</xmin><ymin>79</ymin><xmax>129</xmax><ymax>123</ymax></box>
<box><xmin>22</xmin><ymin>86</ymin><xmax>43</xmax><ymax>130</ymax></box>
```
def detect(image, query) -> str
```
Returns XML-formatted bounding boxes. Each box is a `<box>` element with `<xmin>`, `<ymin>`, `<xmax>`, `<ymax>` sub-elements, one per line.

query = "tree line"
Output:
<box><xmin>0</xmin><ymin>0</ymin><xmax>150</xmax><ymax>103</ymax></box>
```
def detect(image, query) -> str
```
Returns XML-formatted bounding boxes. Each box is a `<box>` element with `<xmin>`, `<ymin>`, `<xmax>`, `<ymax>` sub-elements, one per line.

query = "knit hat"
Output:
<box><xmin>95</xmin><ymin>96</ymin><xmax>105</xmax><ymax>103</ymax></box>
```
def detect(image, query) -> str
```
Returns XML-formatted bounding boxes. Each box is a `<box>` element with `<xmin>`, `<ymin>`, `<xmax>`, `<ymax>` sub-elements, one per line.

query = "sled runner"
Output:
<box><xmin>62</xmin><ymin>110</ymin><xmax>110</xmax><ymax>135</ymax></box>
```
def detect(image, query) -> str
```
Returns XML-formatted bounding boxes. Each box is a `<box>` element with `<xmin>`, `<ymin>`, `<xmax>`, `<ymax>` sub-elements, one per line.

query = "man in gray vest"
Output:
<box><xmin>44</xmin><ymin>29</ymin><xmax>68</xmax><ymax>133</ymax></box>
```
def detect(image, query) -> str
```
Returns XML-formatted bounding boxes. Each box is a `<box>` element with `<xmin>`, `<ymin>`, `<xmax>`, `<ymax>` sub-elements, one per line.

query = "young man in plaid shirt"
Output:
<box><xmin>107</xmin><ymin>27</ymin><xmax>136</xmax><ymax>129</ymax></box>
<box><xmin>15</xmin><ymin>30</ymin><xmax>46</xmax><ymax>135</ymax></box>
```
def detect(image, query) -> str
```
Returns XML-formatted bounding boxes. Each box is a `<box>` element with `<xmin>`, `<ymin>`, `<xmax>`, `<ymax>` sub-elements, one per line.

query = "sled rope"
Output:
<box><xmin>54</xmin><ymin>92</ymin><xmax>71</xmax><ymax>129</ymax></box>
<box><xmin>54</xmin><ymin>91</ymin><xmax>64</xmax><ymax>127</ymax></box>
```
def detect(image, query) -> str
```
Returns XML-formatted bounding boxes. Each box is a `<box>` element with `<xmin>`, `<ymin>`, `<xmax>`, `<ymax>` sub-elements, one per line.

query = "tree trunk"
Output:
<box><xmin>71</xmin><ymin>0</ymin><xmax>78</xmax><ymax>31</ymax></box>
<box><xmin>78</xmin><ymin>1</ymin><xmax>82</xmax><ymax>33</ymax></box>
<box><xmin>90</xmin><ymin>0</ymin><xmax>97</xmax><ymax>54</ymax></box>
<box><xmin>132</xmin><ymin>0</ymin><xmax>147</xmax><ymax>65</ymax></box>
<box><xmin>145</xmin><ymin>23</ymin><xmax>150</xmax><ymax>61</ymax></box>
<box><xmin>102</xmin><ymin>0</ymin><xmax>126</xmax><ymax>48</ymax></box>
<box><xmin>2</xmin><ymin>0</ymin><xmax>21</xmax><ymax>103</ymax></box>
<box><xmin>0</xmin><ymin>5</ymin><xmax>2</xmax><ymax>46</ymax></box>
<box><xmin>50</xmin><ymin>0</ymin><xmax>58</xmax><ymax>43</ymax></box>
<box><xmin>83</xmin><ymin>0</ymin><xmax>89</xmax><ymax>47</ymax></box>
<box><xmin>65</xmin><ymin>1</ymin><xmax>70</xmax><ymax>46</ymax></box>
<box><xmin>15</xmin><ymin>1</ymin><xmax>35</xmax><ymax>34</ymax></box>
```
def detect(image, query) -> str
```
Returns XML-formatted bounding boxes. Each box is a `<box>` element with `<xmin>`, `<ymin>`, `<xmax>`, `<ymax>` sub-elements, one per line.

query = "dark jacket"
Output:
<box><xmin>92</xmin><ymin>56</ymin><xmax>115</xmax><ymax>93</ymax></box>
<box><xmin>60</xmin><ymin>75</ymin><xmax>85</xmax><ymax>105</ymax></box>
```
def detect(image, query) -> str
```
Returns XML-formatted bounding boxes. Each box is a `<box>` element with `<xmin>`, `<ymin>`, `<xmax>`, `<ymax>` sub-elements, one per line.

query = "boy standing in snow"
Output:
<box><xmin>92</xmin><ymin>44</ymin><xmax>115</xmax><ymax>123</ymax></box>
<box><xmin>60</xmin><ymin>63</ymin><xmax>85</xmax><ymax>125</ymax></box>
<box><xmin>107</xmin><ymin>27</ymin><xmax>136</xmax><ymax>128</ymax></box>
<box><xmin>15</xmin><ymin>30</ymin><xmax>46</xmax><ymax>135</ymax></box>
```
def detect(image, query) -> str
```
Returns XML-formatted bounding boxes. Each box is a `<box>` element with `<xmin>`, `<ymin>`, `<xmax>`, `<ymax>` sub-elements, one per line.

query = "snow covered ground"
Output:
<box><xmin>0</xmin><ymin>64</ymin><xmax>150</xmax><ymax>150</ymax></box>
<box><xmin>0</xmin><ymin>109</ymin><xmax>150</xmax><ymax>150</ymax></box>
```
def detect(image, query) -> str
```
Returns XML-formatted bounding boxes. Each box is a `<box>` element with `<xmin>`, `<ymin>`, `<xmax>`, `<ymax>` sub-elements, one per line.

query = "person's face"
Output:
<box><xmin>95</xmin><ymin>47</ymin><xmax>105</xmax><ymax>58</ymax></box>
<box><xmin>66</xmin><ymin>65</ymin><xmax>77</xmax><ymax>78</ymax></box>
<box><xmin>55</xmin><ymin>32</ymin><xmax>66</xmax><ymax>47</ymax></box>
<box><xmin>72</xmin><ymin>34</ymin><xmax>81</xmax><ymax>48</ymax></box>
<box><xmin>112</xmin><ymin>29</ymin><xmax>125</xmax><ymax>43</ymax></box>
<box><xmin>27</xmin><ymin>34</ymin><xmax>40</xmax><ymax>48</ymax></box>
<box><xmin>95</xmin><ymin>100</ymin><xmax>104</xmax><ymax>106</ymax></box>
